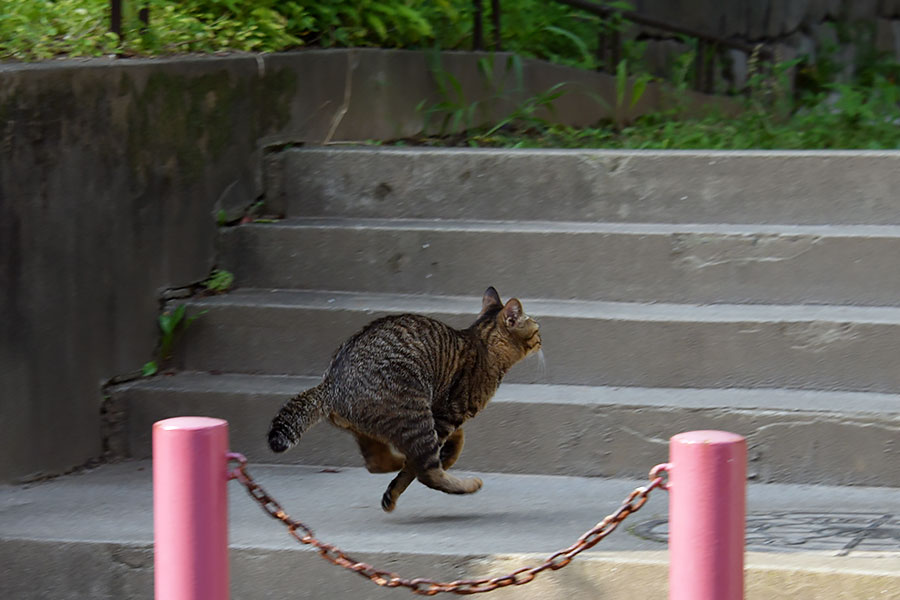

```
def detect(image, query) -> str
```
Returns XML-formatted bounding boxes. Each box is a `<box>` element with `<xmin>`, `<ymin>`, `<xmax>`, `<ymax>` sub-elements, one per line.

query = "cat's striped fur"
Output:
<box><xmin>268</xmin><ymin>287</ymin><xmax>541</xmax><ymax>512</ymax></box>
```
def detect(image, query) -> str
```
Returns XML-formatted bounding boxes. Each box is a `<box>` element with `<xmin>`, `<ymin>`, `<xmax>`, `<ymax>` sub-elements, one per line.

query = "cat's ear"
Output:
<box><xmin>501</xmin><ymin>298</ymin><xmax>523</xmax><ymax>327</ymax></box>
<box><xmin>481</xmin><ymin>287</ymin><xmax>503</xmax><ymax>315</ymax></box>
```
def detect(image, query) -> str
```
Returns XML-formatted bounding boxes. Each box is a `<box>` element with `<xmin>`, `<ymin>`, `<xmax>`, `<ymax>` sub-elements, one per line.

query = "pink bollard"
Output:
<box><xmin>153</xmin><ymin>417</ymin><xmax>231</xmax><ymax>600</ymax></box>
<box><xmin>668</xmin><ymin>430</ymin><xmax>746</xmax><ymax>600</ymax></box>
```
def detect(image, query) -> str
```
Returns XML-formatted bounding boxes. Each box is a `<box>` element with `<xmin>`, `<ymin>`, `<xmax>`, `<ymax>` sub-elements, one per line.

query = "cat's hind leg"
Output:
<box><xmin>439</xmin><ymin>428</ymin><xmax>465</xmax><ymax>470</ymax></box>
<box><xmin>381</xmin><ymin>425</ymin><xmax>481</xmax><ymax>512</ymax></box>
<box><xmin>354</xmin><ymin>432</ymin><xmax>405</xmax><ymax>474</ymax></box>
<box><xmin>381</xmin><ymin>467</ymin><xmax>415</xmax><ymax>512</ymax></box>
<box><xmin>400</xmin><ymin>427</ymin><xmax>482</xmax><ymax>497</ymax></box>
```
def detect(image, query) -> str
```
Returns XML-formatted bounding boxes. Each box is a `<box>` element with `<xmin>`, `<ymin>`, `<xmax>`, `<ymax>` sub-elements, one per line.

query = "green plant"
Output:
<box><xmin>411</xmin><ymin>49</ymin><xmax>900</xmax><ymax>151</ymax></box>
<box><xmin>615</xmin><ymin>59</ymin><xmax>652</xmax><ymax>113</ymax></box>
<box><xmin>417</xmin><ymin>48</ymin><xmax>478</xmax><ymax>135</ymax></box>
<box><xmin>159</xmin><ymin>304</ymin><xmax>203</xmax><ymax>359</ymax></box>
<box><xmin>418</xmin><ymin>50</ymin><xmax>570</xmax><ymax>140</ymax></box>
<box><xmin>142</xmin><ymin>304</ymin><xmax>206</xmax><ymax>377</ymax></box>
<box><xmin>479</xmin><ymin>81</ymin><xmax>568</xmax><ymax>138</ymax></box>
<box><xmin>204</xmin><ymin>268</ymin><xmax>234</xmax><ymax>293</ymax></box>
<box><xmin>142</xmin><ymin>361</ymin><xmax>159</xmax><ymax>376</ymax></box>
<box><xmin>0</xmin><ymin>0</ymin><xmax>624</xmax><ymax>68</ymax></box>
<box><xmin>498</xmin><ymin>0</ymin><xmax>631</xmax><ymax>69</ymax></box>
<box><xmin>0</xmin><ymin>0</ymin><xmax>118</xmax><ymax>60</ymax></box>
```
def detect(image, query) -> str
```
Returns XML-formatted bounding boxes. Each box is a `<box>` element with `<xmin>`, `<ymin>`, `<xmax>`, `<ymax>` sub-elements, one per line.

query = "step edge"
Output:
<box><xmin>232</xmin><ymin>218</ymin><xmax>900</xmax><ymax>238</ymax></box>
<box><xmin>113</xmin><ymin>372</ymin><xmax>900</xmax><ymax>416</ymax></box>
<box><xmin>183</xmin><ymin>289</ymin><xmax>900</xmax><ymax>324</ymax></box>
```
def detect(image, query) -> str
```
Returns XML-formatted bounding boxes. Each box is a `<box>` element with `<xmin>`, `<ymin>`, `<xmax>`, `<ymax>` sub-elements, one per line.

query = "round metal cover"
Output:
<box><xmin>631</xmin><ymin>512</ymin><xmax>900</xmax><ymax>554</ymax></box>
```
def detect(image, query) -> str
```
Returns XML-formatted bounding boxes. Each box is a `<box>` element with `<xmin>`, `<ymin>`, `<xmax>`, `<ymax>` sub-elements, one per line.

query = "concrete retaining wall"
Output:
<box><xmin>0</xmin><ymin>56</ymin><xmax>271</xmax><ymax>481</ymax></box>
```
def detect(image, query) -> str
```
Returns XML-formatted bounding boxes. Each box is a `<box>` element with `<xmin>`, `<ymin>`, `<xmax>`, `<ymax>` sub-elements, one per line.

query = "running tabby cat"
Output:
<box><xmin>267</xmin><ymin>287</ymin><xmax>541</xmax><ymax>512</ymax></box>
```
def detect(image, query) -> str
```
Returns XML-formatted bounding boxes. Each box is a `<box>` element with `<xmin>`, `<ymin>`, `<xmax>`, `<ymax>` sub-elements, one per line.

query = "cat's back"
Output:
<box><xmin>327</xmin><ymin>313</ymin><xmax>463</xmax><ymax>380</ymax></box>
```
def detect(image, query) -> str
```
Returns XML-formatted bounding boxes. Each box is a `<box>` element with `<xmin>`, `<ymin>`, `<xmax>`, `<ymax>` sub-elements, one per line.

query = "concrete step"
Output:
<box><xmin>109</xmin><ymin>372</ymin><xmax>900</xmax><ymax>487</ymax></box>
<box><xmin>175</xmin><ymin>289</ymin><xmax>900</xmax><ymax>392</ymax></box>
<box><xmin>266</xmin><ymin>148</ymin><xmax>900</xmax><ymax>225</ymax></box>
<box><xmin>2</xmin><ymin>461</ymin><xmax>898</xmax><ymax>599</ymax></box>
<box><xmin>221</xmin><ymin>218</ymin><xmax>900</xmax><ymax>306</ymax></box>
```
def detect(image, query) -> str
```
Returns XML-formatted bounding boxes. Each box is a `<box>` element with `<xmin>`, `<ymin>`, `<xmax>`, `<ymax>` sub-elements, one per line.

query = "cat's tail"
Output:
<box><xmin>268</xmin><ymin>384</ymin><xmax>328</xmax><ymax>453</ymax></box>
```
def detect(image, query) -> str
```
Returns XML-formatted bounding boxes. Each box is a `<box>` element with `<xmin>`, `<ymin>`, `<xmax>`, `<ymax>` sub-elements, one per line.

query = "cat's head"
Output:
<box><xmin>476</xmin><ymin>286</ymin><xmax>541</xmax><ymax>362</ymax></box>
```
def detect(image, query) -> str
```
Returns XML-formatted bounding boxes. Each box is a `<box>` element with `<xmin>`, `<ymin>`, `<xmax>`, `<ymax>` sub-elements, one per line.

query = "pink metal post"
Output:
<box><xmin>668</xmin><ymin>430</ymin><xmax>746</xmax><ymax>600</ymax></box>
<box><xmin>154</xmin><ymin>417</ymin><xmax>230</xmax><ymax>600</ymax></box>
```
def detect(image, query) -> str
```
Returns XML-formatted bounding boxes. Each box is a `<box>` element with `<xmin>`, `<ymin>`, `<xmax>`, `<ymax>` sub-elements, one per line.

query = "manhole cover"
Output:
<box><xmin>632</xmin><ymin>512</ymin><xmax>900</xmax><ymax>554</ymax></box>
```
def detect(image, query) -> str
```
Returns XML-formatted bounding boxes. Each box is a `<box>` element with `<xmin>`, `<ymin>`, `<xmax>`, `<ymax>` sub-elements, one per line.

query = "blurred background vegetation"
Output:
<box><xmin>0</xmin><ymin>0</ymin><xmax>609</xmax><ymax>63</ymax></box>
<box><xmin>2</xmin><ymin>0</ymin><xmax>898</xmax><ymax>149</ymax></box>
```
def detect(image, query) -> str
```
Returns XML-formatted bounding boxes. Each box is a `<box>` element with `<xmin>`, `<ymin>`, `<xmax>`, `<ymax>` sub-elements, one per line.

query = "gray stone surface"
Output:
<box><xmin>882</xmin><ymin>0</ymin><xmax>900</xmax><ymax>17</ymax></box>
<box><xmin>846</xmin><ymin>0</ymin><xmax>881</xmax><ymax>21</ymax></box>
<box><xmin>810</xmin><ymin>20</ymin><xmax>841</xmax><ymax>54</ymax></box>
<box><xmin>4</xmin><ymin>540</ymin><xmax>899</xmax><ymax>600</ymax></box>
<box><xmin>632</xmin><ymin>0</ymin><xmax>881</xmax><ymax>39</ymax></box>
<box><xmin>111</xmin><ymin>372</ymin><xmax>900</xmax><ymax>486</ymax></box>
<box><xmin>876</xmin><ymin>18</ymin><xmax>900</xmax><ymax>59</ymax></box>
<box><xmin>175</xmin><ymin>289</ymin><xmax>900</xmax><ymax>393</ymax></box>
<box><xmin>642</xmin><ymin>38</ymin><xmax>691</xmax><ymax>79</ymax></box>
<box><xmin>725</xmin><ymin>47</ymin><xmax>750</xmax><ymax>89</ymax></box>
<box><xmin>1</xmin><ymin>462</ymin><xmax>898</xmax><ymax>599</ymax></box>
<box><xmin>271</xmin><ymin>149</ymin><xmax>900</xmax><ymax>225</ymax></box>
<box><xmin>221</xmin><ymin>219</ymin><xmax>900</xmax><ymax>306</ymax></box>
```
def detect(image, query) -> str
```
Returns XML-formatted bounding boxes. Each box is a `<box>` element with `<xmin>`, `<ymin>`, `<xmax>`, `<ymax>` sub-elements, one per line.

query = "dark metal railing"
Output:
<box><xmin>473</xmin><ymin>0</ymin><xmax>772</xmax><ymax>93</ymax></box>
<box><xmin>109</xmin><ymin>0</ymin><xmax>148</xmax><ymax>41</ymax></box>
<box><xmin>472</xmin><ymin>0</ymin><xmax>503</xmax><ymax>51</ymax></box>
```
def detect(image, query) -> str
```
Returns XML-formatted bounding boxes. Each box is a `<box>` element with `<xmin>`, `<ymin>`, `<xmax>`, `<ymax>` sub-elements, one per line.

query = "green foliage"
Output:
<box><xmin>480</xmin><ymin>82</ymin><xmax>568</xmax><ymax>138</ymax></box>
<box><xmin>615</xmin><ymin>59</ymin><xmax>651</xmax><ymax>111</ymax></box>
<box><xmin>0</xmin><ymin>0</ymin><xmax>628</xmax><ymax>65</ymax></box>
<box><xmin>451</xmin><ymin>68</ymin><xmax>900</xmax><ymax>150</ymax></box>
<box><xmin>419</xmin><ymin>50</ymin><xmax>498</xmax><ymax>136</ymax></box>
<box><xmin>204</xmin><ymin>268</ymin><xmax>234</xmax><ymax>293</ymax></box>
<box><xmin>497</xmin><ymin>0</ymin><xmax>604</xmax><ymax>69</ymax></box>
<box><xmin>411</xmin><ymin>43</ymin><xmax>900</xmax><ymax>151</ymax></box>
<box><xmin>417</xmin><ymin>51</ymin><xmax>571</xmax><ymax>140</ymax></box>
<box><xmin>0</xmin><ymin>0</ymin><xmax>462</xmax><ymax>59</ymax></box>
<box><xmin>0</xmin><ymin>0</ymin><xmax>118</xmax><ymax>60</ymax></box>
<box><xmin>142</xmin><ymin>361</ymin><xmax>158</xmax><ymax>376</ymax></box>
<box><xmin>141</xmin><ymin>304</ymin><xmax>204</xmax><ymax>376</ymax></box>
<box><xmin>158</xmin><ymin>304</ymin><xmax>205</xmax><ymax>360</ymax></box>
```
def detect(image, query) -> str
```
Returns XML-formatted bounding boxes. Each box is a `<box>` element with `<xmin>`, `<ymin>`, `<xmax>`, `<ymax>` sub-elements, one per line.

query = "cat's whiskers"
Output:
<box><xmin>532</xmin><ymin>347</ymin><xmax>548</xmax><ymax>380</ymax></box>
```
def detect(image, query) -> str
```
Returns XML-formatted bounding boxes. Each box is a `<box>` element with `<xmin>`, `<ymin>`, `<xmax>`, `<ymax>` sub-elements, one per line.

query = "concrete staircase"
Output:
<box><xmin>4</xmin><ymin>149</ymin><xmax>900</xmax><ymax>599</ymax></box>
<box><xmin>167</xmin><ymin>148</ymin><xmax>900</xmax><ymax>487</ymax></box>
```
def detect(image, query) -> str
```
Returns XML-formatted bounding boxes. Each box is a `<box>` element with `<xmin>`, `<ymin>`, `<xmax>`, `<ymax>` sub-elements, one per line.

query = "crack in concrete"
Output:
<box><xmin>323</xmin><ymin>52</ymin><xmax>359</xmax><ymax>145</ymax></box>
<box><xmin>785</xmin><ymin>321</ymin><xmax>860</xmax><ymax>353</ymax></box>
<box><xmin>747</xmin><ymin>418</ymin><xmax>900</xmax><ymax>437</ymax></box>
<box><xmin>672</xmin><ymin>233</ymin><xmax>822</xmax><ymax>271</ymax></box>
<box><xmin>617</xmin><ymin>425</ymin><xmax>669</xmax><ymax>446</ymax></box>
<box><xmin>110</xmin><ymin>546</ymin><xmax>152</xmax><ymax>570</ymax></box>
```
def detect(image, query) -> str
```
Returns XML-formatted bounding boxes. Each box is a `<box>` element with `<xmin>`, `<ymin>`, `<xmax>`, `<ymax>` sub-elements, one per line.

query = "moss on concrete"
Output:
<box><xmin>122</xmin><ymin>69</ymin><xmax>245</xmax><ymax>181</ymax></box>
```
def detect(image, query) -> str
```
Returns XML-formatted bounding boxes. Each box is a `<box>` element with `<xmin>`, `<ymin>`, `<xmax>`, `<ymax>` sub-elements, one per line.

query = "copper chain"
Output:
<box><xmin>228</xmin><ymin>453</ymin><xmax>668</xmax><ymax>596</ymax></box>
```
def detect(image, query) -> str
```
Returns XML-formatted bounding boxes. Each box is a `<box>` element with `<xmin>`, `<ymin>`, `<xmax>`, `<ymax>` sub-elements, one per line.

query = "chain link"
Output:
<box><xmin>228</xmin><ymin>455</ymin><xmax>668</xmax><ymax>596</ymax></box>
